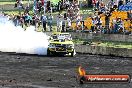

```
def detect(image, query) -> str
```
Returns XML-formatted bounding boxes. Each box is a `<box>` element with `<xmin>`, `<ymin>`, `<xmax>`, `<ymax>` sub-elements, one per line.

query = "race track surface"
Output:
<box><xmin>0</xmin><ymin>53</ymin><xmax>131</xmax><ymax>88</ymax></box>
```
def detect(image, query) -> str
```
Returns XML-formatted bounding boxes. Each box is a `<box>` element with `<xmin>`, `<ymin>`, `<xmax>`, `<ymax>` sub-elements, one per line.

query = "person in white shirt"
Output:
<box><xmin>57</xmin><ymin>13</ymin><xmax>63</xmax><ymax>32</ymax></box>
<box><xmin>67</xmin><ymin>17</ymin><xmax>71</xmax><ymax>28</ymax></box>
<box><xmin>76</xmin><ymin>14</ymin><xmax>82</xmax><ymax>29</ymax></box>
<box><xmin>41</xmin><ymin>14</ymin><xmax>47</xmax><ymax>32</ymax></box>
<box><xmin>47</xmin><ymin>13</ymin><xmax>53</xmax><ymax>31</ymax></box>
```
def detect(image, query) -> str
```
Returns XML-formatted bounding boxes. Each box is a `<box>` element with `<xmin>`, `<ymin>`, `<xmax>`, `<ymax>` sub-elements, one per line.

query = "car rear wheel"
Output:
<box><xmin>47</xmin><ymin>48</ymin><xmax>50</xmax><ymax>56</ymax></box>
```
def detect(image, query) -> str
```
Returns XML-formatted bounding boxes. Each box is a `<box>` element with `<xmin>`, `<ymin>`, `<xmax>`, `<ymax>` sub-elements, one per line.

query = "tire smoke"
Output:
<box><xmin>0</xmin><ymin>14</ymin><xmax>49</xmax><ymax>55</ymax></box>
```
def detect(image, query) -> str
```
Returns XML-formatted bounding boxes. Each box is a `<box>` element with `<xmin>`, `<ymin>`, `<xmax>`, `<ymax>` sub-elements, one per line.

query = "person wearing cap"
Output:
<box><xmin>105</xmin><ymin>10</ymin><xmax>111</xmax><ymax>33</ymax></box>
<box><xmin>113</xmin><ymin>17</ymin><xmax>123</xmax><ymax>33</ymax></box>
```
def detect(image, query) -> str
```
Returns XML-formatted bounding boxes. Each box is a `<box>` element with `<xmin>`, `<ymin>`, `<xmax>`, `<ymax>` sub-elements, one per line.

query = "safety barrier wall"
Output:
<box><xmin>46</xmin><ymin>32</ymin><xmax>132</xmax><ymax>42</ymax></box>
<box><xmin>75</xmin><ymin>44</ymin><xmax>132</xmax><ymax>57</ymax></box>
<box><xmin>69</xmin><ymin>32</ymin><xmax>132</xmax><ymax>42</ymax></box>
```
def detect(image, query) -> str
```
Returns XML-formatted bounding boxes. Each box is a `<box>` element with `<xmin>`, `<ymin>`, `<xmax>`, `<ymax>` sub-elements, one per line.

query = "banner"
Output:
<box><xmin>119</xmin><ymin>2</ymin><xmax>132</xmax><ymax>11</ymax></box>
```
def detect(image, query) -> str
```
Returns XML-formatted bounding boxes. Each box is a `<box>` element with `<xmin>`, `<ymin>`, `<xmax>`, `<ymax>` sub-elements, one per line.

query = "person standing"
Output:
<box><xmin>20</xmin><ymin>14</ymin><xmax>24</xmax><ymax>28</ymax></box>
<box><xmin>62</xmin><ymin>20</ymin><xmax>66</xmax><ymax>32</ymax></box>
<box><xmin>118</xmin><ymin>0</ymin><xmax>124</xmax><ymax>9</ymax></box>
<box><xmin>57</xmin><ymin>13</ymin><xmax>63</xmax><ymax>32</ymax></box>
<box><xmin>125</xmin><ymin>0</ymin><xmax>129</xmax><ymax>4</ymax></box>
<box><xmin>92</xmin><ymin>0</ymin><xmax>97</xmax><ymax>8</ymax></box>
<box><xmin>116</xmin><ymin>17</ymin><xmax>123</xmax><ymax>33</ymax></box>
<box><xmin>41</xmin><ymin>14</ymin><xmax>47</xmax><ymax>32</ymax></box>
<box><xmin>32</xmin><ymin>14</ymin><xmax>39</xmax><ymax>31</ymax></box>
<box><xmin>105</xmin><ymin>10</ymin><xmax>111</xmax><ymax>33</ymax></box>
<box><xmin>67</xmin><ymin>17</ymin><xmax>71</xmax><ymax>31</ymax></box>
<box><xmin>88</xmin><ymin>0</ymin><xmax>93</xmax><ymax>8</ymax></box>
<box><xmin>91</xmin><ymin>17</ymin><xmax>97</xmax><ymax>32</ymax></box>
<box><xmin>13</xmin><ymin>15</ymin><xmax>18</xmax><ymax>26</ymax></box>
<box><xmin>62</xmin><ymin>13</ymin><xmax>67</xmax><ymax>32</ymax></box>
<box><xmin>25</xmin><ymin>13</ymin><xmax>32</xmax><ymax>27</ymax></box>
<box><xmin>47</xmin><ymin>13</ymin><xmax>53</xmax><ymax>31</ymax></box>
<box><xmin>76</xmin><ymin>14</ymin><xmax>82</xmax><ymax>29</ymax></box>
<box><xmin>96</xmin><ymin>16</ymin><xmax>102</xmax><ymax>31</ymax></box>
<box><xmin>58</xmin><ymin>1</ymin><xmax>61</xmax><ymax>11</ymax></box>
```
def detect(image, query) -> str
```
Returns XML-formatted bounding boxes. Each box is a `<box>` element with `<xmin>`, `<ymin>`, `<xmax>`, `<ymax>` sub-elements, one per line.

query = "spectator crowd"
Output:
<box><xmin>1</xmin><ymin>0</ymin><xmax>132</xmax><ymax>34</ymax></box>
<box><xmin>80</xmin><ymin>0</ymin><xmax>132</xmax><ymax>34</ymax></box>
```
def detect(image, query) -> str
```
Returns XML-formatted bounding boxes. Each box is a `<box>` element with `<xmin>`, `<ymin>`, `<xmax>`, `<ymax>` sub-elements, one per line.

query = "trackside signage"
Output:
<box><xmin>78</xmin><ymin>66</ymin><xmax>131</xmax><ymax>84</ymax></box>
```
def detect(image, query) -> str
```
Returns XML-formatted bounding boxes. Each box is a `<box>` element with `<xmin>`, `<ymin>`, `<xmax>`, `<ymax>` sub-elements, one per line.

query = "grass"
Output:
<box><xmin>0</xmin><ymin>0</ymin><xmax>29</xmax><ymax>1</ymax></box>
<box><xmin>0</xmin><ymin>1</ymin><xmax>32</xmax><ymax>5</ymax></box>
<box><xmin>72</xmin><ymin>38</ymin><xmax>132</xmax><ymax>49</ymax></box>
<box><xmin>21</xmin><ymin>23</ymin><xmax>57</xmax><ymax>32</ymax></box>
<box><xmin>73</xmin><ymin>39</ymin><xmax>85</xmax><ymax>44</ymax></box>
<box><xmin>36</xmin><ymin>25</ymin><xmax>57</xmax><ymax>32</ymax></box>
<box><xmin>4</xmin><ymin>10</ymin><xmax>34</xmax><ymax>15</ymax></box>
<box><xmin>3</xmin><ymin>8</ymin><xmax>67</xmax><ymax>16</ymax></box>
<box><xmin>0</xmin><ymin>0</ymin><xmax>58</xmax><ymax>5</ymax></box>
<box><xmin>98</xmin><ymin>42</ymin><xmax>132</xmax><ymax>49</ymax></box>
<box><xmin>0</xmin><ymin>0</ymin><xmax>93</xmax><ymax>14</ymax></box>
<box><xmin>51</xmin><ymin>0</ymin><xmax>59</xmax><ymax>5</ymax></box>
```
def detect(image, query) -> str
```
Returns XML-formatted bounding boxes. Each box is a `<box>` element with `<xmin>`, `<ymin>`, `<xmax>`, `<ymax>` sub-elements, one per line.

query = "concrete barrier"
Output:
<box><xmin>70</xmin><ymin>33</ymin><xmax>132</xmax><ymax>42</ymax></box>
<box><xmin>46</xmin><ymin>32</ymin><xmax>132</xmax><ymax>42</ymax></box>
<box><xmin>75</xmin><ymin>44</ymin><xmax>132</xmax><ymax>57</ymax></box>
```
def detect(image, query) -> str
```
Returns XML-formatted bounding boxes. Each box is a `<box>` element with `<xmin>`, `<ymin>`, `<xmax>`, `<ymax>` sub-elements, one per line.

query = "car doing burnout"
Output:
<box><xmin>47</xmin><ymin>32</ymin><xmax>75</xmax><ymax>57</ymax></box>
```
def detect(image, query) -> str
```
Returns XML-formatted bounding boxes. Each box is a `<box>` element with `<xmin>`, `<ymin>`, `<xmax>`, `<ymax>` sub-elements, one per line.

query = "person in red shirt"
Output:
<box><xmin>41</xmin><ymin>0</ymin><xmax>44</xmax><ymax>6</ymax></box>
<box><xmin>92</xmin><ymin>0</ymin><xmax>97</xmax><ymax>7</ymax></box>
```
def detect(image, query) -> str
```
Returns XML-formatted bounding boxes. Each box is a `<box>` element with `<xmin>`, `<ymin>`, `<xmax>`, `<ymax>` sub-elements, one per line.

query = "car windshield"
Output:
<box><xmin>52</xmin><ymin>35</ymin><xmax>58</xmax><ymax>39</ymax></box>
<box><xmin>51</xmin><ymin>33</ymin><xmax>72</xmax><ymax>40</ymax></box>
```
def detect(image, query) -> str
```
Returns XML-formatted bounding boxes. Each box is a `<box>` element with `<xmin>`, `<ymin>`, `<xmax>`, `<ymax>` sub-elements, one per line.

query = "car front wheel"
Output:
<box><xmin>71</xmin><ymin>49</ymin><xmax>75</xmax><ymax>57</ymax></box>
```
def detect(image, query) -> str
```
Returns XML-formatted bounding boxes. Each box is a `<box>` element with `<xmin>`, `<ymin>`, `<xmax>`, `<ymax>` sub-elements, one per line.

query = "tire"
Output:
<box><xmin>71</xmin><ymin>49</ymin><xmax>75</xmax><ymax>57</ymax></box>
<box><xmin>47</xmin><ymin>48</ymin><xmax>50</xmax><ymax>56</ymax></box>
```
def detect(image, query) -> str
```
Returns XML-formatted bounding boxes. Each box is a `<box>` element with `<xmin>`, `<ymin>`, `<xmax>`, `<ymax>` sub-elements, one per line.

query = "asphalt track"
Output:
<box><xmin>0</xmin><ymin>53</ymin><xmax>132</xmax><ymax>88</ymax></box>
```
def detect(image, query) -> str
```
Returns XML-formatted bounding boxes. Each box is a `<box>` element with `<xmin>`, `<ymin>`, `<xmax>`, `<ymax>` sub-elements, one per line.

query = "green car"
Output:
<box><xmin>47</xmin><ymin>32</ymin><xmax>75</xmax><ymax>57</ymax></box>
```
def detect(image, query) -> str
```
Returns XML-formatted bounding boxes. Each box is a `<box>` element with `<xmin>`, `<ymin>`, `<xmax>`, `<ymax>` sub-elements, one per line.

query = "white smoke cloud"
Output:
<box><xmin>0</xmin><ymin>15</ymin><xmax>49</xmax><ymax>55</ymax></box>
